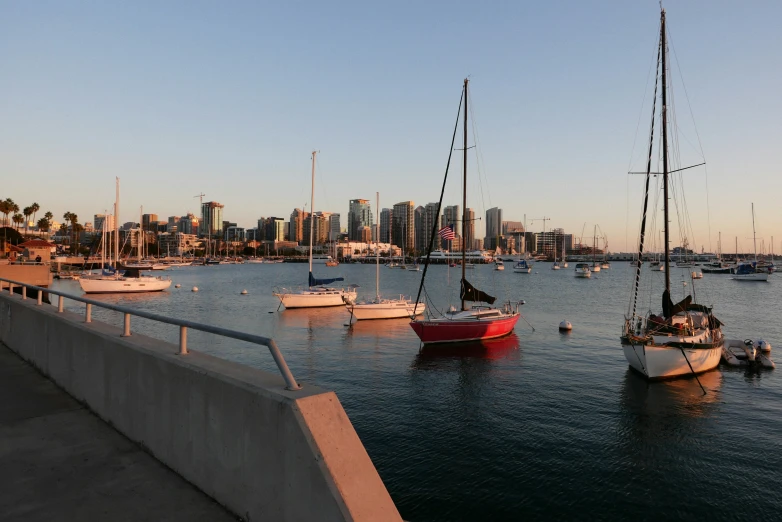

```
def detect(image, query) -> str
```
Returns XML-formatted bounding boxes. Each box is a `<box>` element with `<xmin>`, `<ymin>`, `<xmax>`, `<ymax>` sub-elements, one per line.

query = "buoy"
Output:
<box><xmin>559</xmin><ymin>320</ymin><xmax>572</xmax><ymax>332</ymax></box>
<box><xmin>240</xmin><ymin>289</ymin><xmax>248</xmax><ymax>295</ymax></box>
<box><xmin>174</xmin><ymin>284</ymin><xmax>181</xmax><ymax>288</ymax></box>
<box><xmin>192</xmin><ymin>286</ymin><xmax>199</xmax><ymax>292</ymax></box>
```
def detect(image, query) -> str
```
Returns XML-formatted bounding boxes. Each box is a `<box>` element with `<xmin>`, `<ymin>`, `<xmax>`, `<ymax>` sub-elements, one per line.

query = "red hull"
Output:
<box><xmin>409</xmin><ymin>314</ymin><xmax>520</xmax><ymax>344</ymax></box>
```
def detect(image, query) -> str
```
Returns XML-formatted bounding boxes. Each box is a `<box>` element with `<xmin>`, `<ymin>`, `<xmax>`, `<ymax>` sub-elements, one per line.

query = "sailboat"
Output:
<box><xmin>733</xmin><ymin>203</ymin><xmax>769</xmax><ymax>281</ymax></box>
<box><xmin>79</xmin><ymin>179</ymin><xmax>172</xmax><ymax>294</ymax></box>
<box><xmin>591</xmin><ymin>226</ymin><xmax>601</xmax><ymax>272</ymax></box>
<box><xmin>621</xmin><ymin>8</ymin><xmax>724</xmax><ymax>379</ymax></box>
<box><xmin>345</xmin><ymin>193</ymin><xmax>425</xmax><ymax>320</ymax></box>
<box><xmin>273</xmin><ymin>152</ymin><xmax>358</xmax><ymax>308</ymax></box>
<box><xmin>410</xmin><ymin>79</ymin><xmax>521</xmax><ymax>345</ymax></box>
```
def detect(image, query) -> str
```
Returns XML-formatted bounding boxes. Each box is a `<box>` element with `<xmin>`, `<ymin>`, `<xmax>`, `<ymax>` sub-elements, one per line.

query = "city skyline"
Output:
<box><xmin>2</xmin><ymin>2</ymin><xmax>780</xmax><ymax>252</ymax></box>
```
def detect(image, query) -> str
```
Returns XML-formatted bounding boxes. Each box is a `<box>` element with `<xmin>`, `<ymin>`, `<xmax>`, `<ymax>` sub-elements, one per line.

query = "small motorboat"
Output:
<box><xmin>722</xmin><ymin>339</ymin><xmax>775</xmax><ymax>369</ymax></box>
<box><xmin>495</xmin><ymin>260</ymin><xmax>505</xmax><ymax>271</ymax></box>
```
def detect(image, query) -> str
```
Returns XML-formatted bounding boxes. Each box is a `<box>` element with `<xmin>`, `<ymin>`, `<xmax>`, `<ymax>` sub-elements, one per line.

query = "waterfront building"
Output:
<box><xmin>348</xmin><ymin>199</ymin><xmax>373</xmax><ymax>241</ymax></box>
<box><xmin>502</xmin><ymin>221</ymin><xmax>525</xmax><ymax>254</ymax></box>
<box><xmin>484</xmin><ymin>207</ymin><xmax>503</xmax><ymax>250</ymax></box>
<box><xmin>534</xmin><ymin>228</ymin><xmax>572</xmax><ymax>256</ymax></box>
<box><xmin>392</xmin><ymin>201</ymin><xmax>415</xmax><ymax>253</ymax></box>
<box><xmin>358</xmin><ymin>225</ymin><xmax>372</xmax><ymax>243</ymax></box>
<box><xmin>178</xmin><ymin>213</ymin><xmax>199</xmax><ymax>235</ymax></box>
<box><xmin>465</xmin><ymin>208</ymin><xmax>475</xmax><ymax>250</ymax></box>
<box><xmin>200</xmin><ymin>202</ymin><xmax>224</xmax><ymax>238</ymax></box>
<box><xmin>224</xmin><ymin>226</ymin><xmax>245</xmax><ymax>243</ymax></box>
<box><xmin>441</xmin><ymin>205</ymin><xmax>460</xmax><ymax>249</ymax></box>
<box><xmin>328</xmin><ymin>214</ymin><xmax>340</xmax><ymax>242</ymax></box>
<box><xmin>167</xmin><ymin>216</ymin><xmax>180</xmax><ymax>233</ymax></box>
<box><xmin>379</xmin><ymin>208</ymin><xmax>392</xmax><ymax>244</ymax></box>
<box><xmin>246</xmin><ymin>228</ymin><xmax>261</xmax><ymax>241</ymax></box>
<box><xmin>94</xmin><ymin>214</ymin><xmax>115</xmax><ymax>233</ymax></box>
<box><xmin>158</xmin><ymin>232</ymin><xmax>199</xmax><ymax>256</ymax></box>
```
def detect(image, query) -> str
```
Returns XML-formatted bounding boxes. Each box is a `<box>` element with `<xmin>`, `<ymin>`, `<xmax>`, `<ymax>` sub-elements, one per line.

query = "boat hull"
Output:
<box><xmin>348</xmin><ymin>301</ymin><xmax>425</xmax><ymax>320</ymax></box>
<box><xmin>732</xmin><ymin>273</ymin><xmax>769</xmax><ymax>281</ymax></box>
<box><xmin>621</xmin><ymin>342</ymin><xmax>722</xmax><ymax>379</ymax></box>
<box><xmin>274</xmin><ymin>289</ymin><xmax>357</xmax><ymax>308</ymax></box>
<box><xmin>410</xmin><ymin>314</ymin><xmax>519</xmax><ymax>344</ymax></box>
<box><xmin>79</xmin><ymin>277</ymin><xmax>171</xmax><ymax>294</ymax></box>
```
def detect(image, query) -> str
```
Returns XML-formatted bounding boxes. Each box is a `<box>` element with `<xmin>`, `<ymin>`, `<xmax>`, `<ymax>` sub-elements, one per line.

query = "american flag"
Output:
<box><xmin>438</xmin><ymin>224</ymin><xmax>455</xmax><ymax>240</ymax></box>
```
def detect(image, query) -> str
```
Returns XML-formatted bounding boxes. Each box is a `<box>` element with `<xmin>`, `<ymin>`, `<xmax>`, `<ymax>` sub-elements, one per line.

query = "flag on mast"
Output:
<box><xmin>438</xmin><ymin>224</ymin><xmax>455</xmax><ymax>240</ymax></box>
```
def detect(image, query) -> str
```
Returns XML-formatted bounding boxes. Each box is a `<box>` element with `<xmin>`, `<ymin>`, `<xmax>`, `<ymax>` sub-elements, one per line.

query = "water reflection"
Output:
<box><xmin>414</xmin><ymin>333</ymin><xmax>522</xmax><ymax>363</ymax></box>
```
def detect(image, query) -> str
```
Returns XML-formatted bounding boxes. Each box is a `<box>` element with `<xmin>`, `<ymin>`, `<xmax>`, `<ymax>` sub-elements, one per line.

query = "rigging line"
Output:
<box><xmin>467</xmin><ymin>90</ymin><xmax>490</xmax><ymax>230</ymax></box>
<box><xmin>413</xmin><ymin>84</ymin><xmax>465</xmax><ymax>313</ymax></box>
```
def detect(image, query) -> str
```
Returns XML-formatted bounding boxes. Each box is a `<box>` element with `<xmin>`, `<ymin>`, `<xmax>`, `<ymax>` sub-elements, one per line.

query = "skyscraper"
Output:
<box><xmin>380</xmin><ymin>208</ymin><xmax>392</xmax><ymax>243</ymax></box>
<box><xmin>415</xmin><ymin>203</ymin><xmax>440</xmax><ymax>253</ymax></box>
<box><xmin>484</xmin><ymin>207</ymin><xmax>503</xmax><ymax>250</ymax></box>
<box><xmin>93</xmin><ymin>214</ymin><xmax>115</xmax><ymax>233</ymax></box>
<box><xmin>465</xmin><ymin>208</ymin><xmax>475</xmax><ymax>251</ymax></box>
<box><xmin>348</xmin><ymin>199</ymin><xmax>373</xmax><ymax>241</ymax></box>
<box><xmin>328</xmin><ymin>213</ymin><xmax>341</xmax><ymax>241</ymax></box>
<box><xmin>441</xmin><ymin>205</ymin><xmax>460</xmax><ymax>249</ymax></box>
<box><xmin>200</xmin><ymin>203</ymin><xmax>224</xmax><ymax>237</ymax></box>
<box><xmin>288</xmin><ymin>208</ymin><xmax>308</xmax><ymax>244</ymax></box>
<box><xmin>392</xmin><ymin>201</ymin><xmax>415</xmax><ymax>253</ymax></box>
<box><xmin>142</xmin><ymin>213</ymin><xmax>159</xmax><ymax>233</ymax></box>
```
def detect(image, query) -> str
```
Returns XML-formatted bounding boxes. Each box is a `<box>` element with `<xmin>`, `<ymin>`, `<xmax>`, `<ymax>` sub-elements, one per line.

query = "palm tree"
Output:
<box><xmin>37</xmin><ymin>218</ymin><xmax>50</xmax><ymax>237</ymax></box>
<box><xmin>0</xmin><ymin>198</ymin><xmax>14</xmax><ymax>226</ymax></box>
<box><xmin>23</xmin><ymin>206</ymin><xmax>32</xmax><ymax>235</ymax></box>
<box><xmin>13</xmin><ymin>213</ymin><xmax>24</xmax><ymax>230</ymax></box>
<box><xmin>30</xmin><ymin>202</ymin><xmax>40</xmax><ymax>230</ymax></box>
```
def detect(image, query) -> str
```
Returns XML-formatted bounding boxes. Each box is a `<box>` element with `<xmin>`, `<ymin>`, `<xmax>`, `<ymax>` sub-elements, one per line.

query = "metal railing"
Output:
<box><xmin>0</xmin><ymin>276</ymin><xmax>301</xmax><ymax>390</ymax></box>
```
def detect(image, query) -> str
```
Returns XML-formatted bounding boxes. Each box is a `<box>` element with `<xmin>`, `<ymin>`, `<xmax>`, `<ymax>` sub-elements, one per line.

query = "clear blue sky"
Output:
<box><xmin>1</xmin><ymin>1</ymin><xmax>780</xmax><ymax>252</ymax></box>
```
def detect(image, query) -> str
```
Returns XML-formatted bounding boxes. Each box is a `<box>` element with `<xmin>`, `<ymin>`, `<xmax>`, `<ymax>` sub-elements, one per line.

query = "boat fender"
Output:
<box><xmin>756</xmin><ymin>339</ymin><xmax>771</xmax><ymax>353</ymax></box>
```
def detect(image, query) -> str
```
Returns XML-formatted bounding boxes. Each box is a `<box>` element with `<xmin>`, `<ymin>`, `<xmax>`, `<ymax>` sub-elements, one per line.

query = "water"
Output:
<box><xmin>53</xmin><ymin>262</ymin><xmax>782</xmax><ymax>521</ymax></box>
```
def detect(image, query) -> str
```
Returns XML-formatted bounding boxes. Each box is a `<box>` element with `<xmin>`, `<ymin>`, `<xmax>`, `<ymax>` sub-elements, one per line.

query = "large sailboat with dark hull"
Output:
<box><xmin>620</xmin><ymin>8</ymin><xmax>723</xmax><ymax>379</ymax></box>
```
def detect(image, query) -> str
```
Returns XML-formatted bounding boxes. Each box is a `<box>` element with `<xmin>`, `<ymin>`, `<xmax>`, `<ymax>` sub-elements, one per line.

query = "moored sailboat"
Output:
<box><xmin>620</xmin><ymin>8</ymin><xmax>723</xmax><ymax>379</ymax></box>
<box><xmin>410</xmin><ymin>79</ymin><xmax>521</xmax><ymax>345</ymax></box>
<box><xmin>273</xmin><ymin>152</ymin><xmax>357</xmax><ymax>308</ymax></box>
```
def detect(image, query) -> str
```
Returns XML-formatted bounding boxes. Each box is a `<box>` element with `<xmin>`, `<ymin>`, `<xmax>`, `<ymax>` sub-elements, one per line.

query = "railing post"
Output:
<box><xmin>37</xmin><ymin>289</ymin><xmax>42</xmax><ymax>305</ymax></box>
<box><xmin>22</xmin><ymin>286</ymin><xmax>26</xmax><ymax>300</ymax></box>
<box><xmin>58</xmin><ymin>295</ymin><xmax>64</xmax><ymax>313</ymax></box>
<box><xmin>267</xmin><ymin>340</ymin><xmax>301</xmax><ymax>390</ymax></box>
<box><xmin>85</xmin><ymin>303</ymin><xmax>92</xmax><ymax>323</ymax></box>
<box><xmin>122</xmin><ymin>313</ymin><xmax>131</xmax><ymax>336</ymax></box>
<box><xmin>179</xmin><ymin>326</ymin><xmax>188</xmax><ymax>355</ymax></box>
<box><xmin>8</xmin><ymin>283</ymin><xmax>13</xmax><ymax>294</ymax></box>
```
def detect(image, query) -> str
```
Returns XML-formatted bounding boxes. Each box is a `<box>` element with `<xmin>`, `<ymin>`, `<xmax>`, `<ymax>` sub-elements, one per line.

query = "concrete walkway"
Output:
<box><xmin>0</xmin><ymin>343</ymin><xmax>238</xmax><ymax>522</ymax></box>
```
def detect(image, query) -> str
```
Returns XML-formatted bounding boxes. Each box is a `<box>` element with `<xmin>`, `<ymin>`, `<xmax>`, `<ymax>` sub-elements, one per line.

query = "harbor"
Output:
<box><xmin>44</xmin><ymin>261</ymin><xmax>782</xmax><ymax>521</ymax></box>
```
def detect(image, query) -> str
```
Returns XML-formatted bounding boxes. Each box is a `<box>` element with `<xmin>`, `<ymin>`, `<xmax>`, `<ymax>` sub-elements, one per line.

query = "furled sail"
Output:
<box><xmin>662</xmin><ymin>289</ymin><xmax>691</xmax><ymax>318</ymax></box>
<box><xmin>460</xmin><ymin>278</ymin><xmax>496</xmax><ymax>304</ymax></box>
<box><xmin>309</xmin><ymin>271</ymin><xmax>344</xmax><ymax>287</ymax></box>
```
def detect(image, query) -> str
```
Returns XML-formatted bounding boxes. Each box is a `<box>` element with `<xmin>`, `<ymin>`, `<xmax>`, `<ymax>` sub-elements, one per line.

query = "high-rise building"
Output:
<box><xmin>392</xmin><ymin>201</ymin><xmax>415</xmax><ymax>253</ymax></box>
<box><xmin>441</xmin><ymin>205</ymin><xmax>460</xmax><ymax>249</ymax></box>
<box><xmin>415</xmin><ymin>203</ymin><xmax>440</xmax><ymax>253</ymax></box>
<box><xmin>288</xmin><ymin>208</ymin><xmax>308</xmax><ymax>244</ymax></box>
<box><xmin>141</xmin><ymin>213</ymin><xmax>158</xmax><ymax>233</ymax></box>
<box><xmin>465</xmin><ymin>208</ymin><xmax>475</xmax><ymax>251</ymax></box>
<box><xmin>200</xmin><ymin>202</ymin><xmax>224</xmax><ymax>237</ymax></box>
<box><xmin>178</xmin><ymin>213</ymin><xmax>199</xmax><ymax>235</ymax></box>
<box><xmin>358</xmin><ymin>226</ymin><xmax>373</xmax><ymax>243</ymax></box>
<box><xmin>224</xmin><ymin>226</ymin><xmax>245</xmax><ymax>242</ymax></box>
<box><xmin>484</xmin><ymin>207</ymin><xmax>503</xmax><ymax>250</ymax></box>
<box><xmin>167</xmin><ymin>216</ymin><xmax>180</xmax><ymax>233</ymax></box>
<box><xmin>380</xmin><ymin>208</ymin><xmax>392</xmax><ymax>243</ymax></box>
<box><xmin>502</xmin><ymin>221</ymin><xmax>525</xmax><ymax>253</ymax></box>
<box><xmin>328</xmin><ymin>214</ymin><xmax>341</xmax><ymax>241</ymax></box>
<box><xmin>348</xmin><ymin>199</ymin><xmax>373</xmax><ymax>241</ymax></box>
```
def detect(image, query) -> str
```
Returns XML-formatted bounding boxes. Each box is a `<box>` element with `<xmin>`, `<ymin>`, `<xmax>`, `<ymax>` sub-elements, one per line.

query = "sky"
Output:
<box><xmin>1</xmin><ymin>0</ymin><xmax>780</xmax><ymax>252</ymax></box>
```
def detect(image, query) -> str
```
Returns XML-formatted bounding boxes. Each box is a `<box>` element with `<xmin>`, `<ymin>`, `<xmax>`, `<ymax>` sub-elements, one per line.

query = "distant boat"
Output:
<box><xmin>574</xmin><ymin>262</ymin><xmax>591</xmax><ymax>278</ymax></box>
<box><xmin>346</xmin><ymin>193</ymin><xmax>425</xmax><ymax>321</ymax></box>
<box><xmin>512</xmin><ymin>259</ymin><xmax>532</xmax><ymax>273</ymax></box>
<box><xmin>273</xmin><ymin>152</ymin><xmax>357</xmax><ymax>308</ymax></box>
<box><xmin>495</xmin><ymin>260</ymin><xmax>505</xmax><ymax>271</ymax></box>
<box><xmin>733</xmin><ymin>204</ymin><xmax>769</xmax><ymax>282</ymax></box>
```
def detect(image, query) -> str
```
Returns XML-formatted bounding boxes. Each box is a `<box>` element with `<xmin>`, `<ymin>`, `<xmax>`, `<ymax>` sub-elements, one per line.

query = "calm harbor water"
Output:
<box><xmin>53</xmin><ymin>262</ymin><xmax>782</xmax><ymax>521</ymax></box>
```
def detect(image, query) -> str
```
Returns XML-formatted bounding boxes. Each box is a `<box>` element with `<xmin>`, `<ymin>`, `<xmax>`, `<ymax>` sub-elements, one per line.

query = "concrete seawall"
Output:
<box><xmin>0</xmin><ymin>291</ymin><xmax>401</xmax><ymax>521</ymax></box>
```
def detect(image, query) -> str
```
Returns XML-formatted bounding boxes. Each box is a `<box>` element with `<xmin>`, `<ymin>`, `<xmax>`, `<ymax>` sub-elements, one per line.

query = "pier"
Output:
<box><xmin>0</xmin><ymin>276</ymin><xmax>401</xmax><ymax>521</ymax></box>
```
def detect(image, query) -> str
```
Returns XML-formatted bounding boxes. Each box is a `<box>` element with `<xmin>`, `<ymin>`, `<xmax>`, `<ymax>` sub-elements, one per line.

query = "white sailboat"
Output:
<box><xmin>562</xmin><ymin>234</ymin><xmax>569</xmax><ymax>268</ymax></box>
<box><xmin>621</xmin><ymin>8</ymin><xmax>723</xmax><ymax>379</ymax></box>
<box><xmin>273</xmin><ymin>152</ymin><xmax>357</xmax><ymax>308</ymax></box>
<box><xmin>79</xmin><ymin>179</ymin><xmax>172</xmax><ymax>294</ymax></box>
<box><xmin>346</xmin><ymin>193</ymin><xmax>425</xmax><ymax>321</ymax></box>
<box><xmin>733</xmin><ymin>203</ymin><xmax>769</xmax><ymax>281</ymax></box>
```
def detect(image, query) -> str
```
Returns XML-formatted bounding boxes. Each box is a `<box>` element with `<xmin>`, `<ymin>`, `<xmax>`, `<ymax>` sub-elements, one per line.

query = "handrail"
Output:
<box><xmin>0</xmin><ymin>276</ymin><xmax>301</xmax><ymax>390</ymax></box>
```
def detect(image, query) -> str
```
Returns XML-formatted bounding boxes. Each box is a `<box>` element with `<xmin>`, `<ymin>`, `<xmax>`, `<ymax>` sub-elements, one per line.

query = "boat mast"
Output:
<box><xmin>751</xmin><ymin>202</ymin><xmax>757</xmax><ymax>262</ymax></box>
<box><xmin>461</xmin><ymin>78</ymin><xmax>468</xmax><ymax>311</ymax></box>
<box><xmin>114</xmin><ymin>177</ymin><xmax>120</xmax><ymax>276</ymax></box>
<box><xmin>661</xmin><ymin>9</ymin><xmax>671</xmax><ymax>294</ymax></box>
<box><xmin>309</xmin><ymin>151</ymin><xmax>316</xmax><ymax>280</ymax></box>
<box><xmin>375</xmin><ymin>192</ymin><xmax>380</xmax><ymax>300</ymax></box>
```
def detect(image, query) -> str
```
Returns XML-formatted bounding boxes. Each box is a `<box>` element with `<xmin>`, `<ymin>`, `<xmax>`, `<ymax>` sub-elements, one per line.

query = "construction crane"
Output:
<box><xmin>530</xmin><ymin>217</ymin><xmax>552</xmax><ymax>256</ymax></box>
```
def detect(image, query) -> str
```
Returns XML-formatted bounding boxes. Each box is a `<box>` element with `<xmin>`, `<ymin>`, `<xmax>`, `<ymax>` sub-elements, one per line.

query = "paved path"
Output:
<box><xmin>0</xmin><ymin>343</ymin><xmax>238</xmax><ymax>522</ymax></box>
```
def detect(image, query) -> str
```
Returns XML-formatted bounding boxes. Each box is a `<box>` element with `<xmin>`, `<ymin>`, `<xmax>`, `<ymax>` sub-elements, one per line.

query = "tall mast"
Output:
<box><xmin>751</xmin><ymin>202</ymin><xmax>757</xmax><ymax>262</ymax></box>
<box><xmin>661</xmin><ymin>9</ymin><xmax>671</xmax><ymax>294</ymax></box>
<box><xmin>375</xmin><ymin>192</ymin><xmax>380</xmax><ymax>299</ymax></box>
<box><xmin>114</xmin><ymin>177</ymin><xmax>120</xmax><ymax>274</ymax></box>
<box><xmin>461</xmin><ymin>78</ymin><xmax>468</xmax><ymax>311</ymax></box>
<box><xmin>309</xmin><ymin>151</ymin><xmax>316</xmax><ymax>278</ymax></box>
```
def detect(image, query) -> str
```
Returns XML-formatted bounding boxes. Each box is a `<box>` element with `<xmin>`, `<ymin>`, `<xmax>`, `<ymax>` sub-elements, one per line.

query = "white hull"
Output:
<box><xmin>733</xmin><ymin>273</ymin><xmax>769</xmax><ymax>281</ymax></box>
<box><xmin>274</xmin><ymin>288</ymin><xmax>357</xmax><ymax>308</ymax></box>
<box><xmin>622</xmin><ymin>343</ymin><xmax>722</xmax><ymax>379</ymax></box>
<box><xmin>592</xmin><ymin>265</ymin><xmax>601</xmax><ymax>272</ymax></box>
<box><xmin>513</xmin><ymin>267</ymin><xmax>531</xmax><ymax>273</ymax></box>
<box><xmin>79</xmin><ymin>276</ymin><xmax>171</xmax><ymax>294</ymax></box>
<box><xmin>348</xmin><ymin>300</ymin><xmax>425</xmax><ymax>320</ymax></box>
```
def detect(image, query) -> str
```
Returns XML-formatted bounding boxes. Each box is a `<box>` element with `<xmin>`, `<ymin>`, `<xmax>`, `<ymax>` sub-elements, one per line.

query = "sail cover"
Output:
<box><xmin>662</xmin><ymin>289</ymin><xmax>691</xmax><ymax>318</ymax></box>
<box><xmin>460</xmin><ymin>278</ymin><xmax>496</xmax><ymax>304</ymax></box>
<box><xmin>309</xmin><ymin>271</ymin><xmax>344</xmax><ymax>287</ymax></box>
